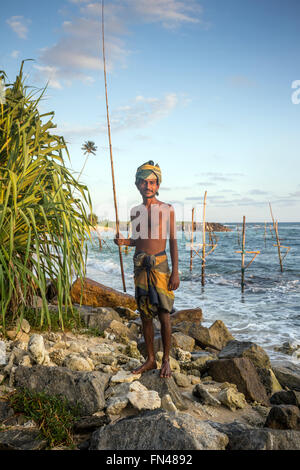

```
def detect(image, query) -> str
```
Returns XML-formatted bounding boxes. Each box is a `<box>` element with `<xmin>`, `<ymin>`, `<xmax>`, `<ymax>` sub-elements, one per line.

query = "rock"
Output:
<box><xmin>219</xmin><ymin>340</ymin><xmax>271</xmax><ymax>369</ymax></box>
<box><xmin>190</xmin><ymin>375</ymin><xmax>201</xmax><ymax>385</ymax></box>
<box><xmin>161</xmin><ymin>394</ymin><xmax>177</xmax><ymax>412</ymax></box>
<box><xmin>264</xmin><ymin>405</ymin><xmax>300</xmax><ymax>430</ymax></box>
<box><xmin>6</xmin><ymin>331</ymin><xmax>29</xmax><ymax>343</ymax></box>
<box><xmin>216</xmin><ymin>387</ymin><xmax>247</xmax><ymax>411</ymax></box>
<box><xmin>19</xmin><ymin>355</ymin><xmax>32</xmax><ymax>367</ymax></box>
<box><xmin>87</xmin><ymin>344</ymin><xmax>115</xmax><ymax>363</ymax></box>
<box><xmin>73</xmin><ymin>414</ymin><xmax>110</xmax><ymax>433</ymax></box>
<box><xmin>63</xmin><ymin>354</ymin><xmax>94</xmax><ymax>372</ymax></box>
<box><xmin>270</xmin><ymin>390</ymin><xmax>300</xmax><ymax>406</ymax></box>
<box><xmin>110</xmin><ymin>370</ymin><xmax>141</xmax><ymax>383</ymax></box>
<box><xmin>71</xmin><ymin>278</ymin><xmax>137</xmax><ymax>310</ymax></box>
<box><xmin>0</xmin><ymin>428</ymin><xmax>47</xmax><ymax>450</ymax></box>
<box><xmin>106</xmin><ymin>396</ymin><xmax>129</xmax><ymax>415</ymax></box>
<box><xmin>180</xmin><ymin>320</ymin><xmax>234</xmax><ymax>351</ymax></box>
<box><xmin>174</xmin><ymin>348</ymin><xmax>191</xmax><ymax>362</ymax></box>
<box><xmin>173</xmin><ymin>372</ymin><xmax>191</xmax><ymax>388</ymax></box>
<box><xmin>89</xmin><ymin>409</ymin><xmax>229</xmax><ymax>450</ymax></box>
<box><xmin>171</xmin><ymin>332</ymin><xmax>195</xmax><ymax>352</ymax></box>
<box><xmin>114</xmin><ymin>306</ymin><xmax>139</xmax><ymax>320</ymax></box>
<box><xmin>28</xmin><ymin>334</ymin><xmax>45</xmax><ymax>365</ymax></box>
<box><xmin>80</xmin><ymin>307</ymin><xmax>124</xmax><ymax>332</ymax></box>
<box><xmin>0</xmin><ymin>341</ymin><xmax>7</xmax><ymax>365</ymax></box>
<box><xmin>274</xmin><ymin>342</ymin><xmax>300</xmax><ymax>357</ymax></box>
<box><xmin>156</xmin><ymin>352</ymin><xmax>180</xmax><ymax>372</ymax></box>
<box><xmin>13</xmin><ymin>365</ymin><xmax>110</xmax><ymax>416</ymax></box>
<box><xmin>68</xmin><ymin>342</ymin><xmax>85</xmax><ymax>354</ymax></box>
<box><xmin>192</xmin><ymin>354</ymin><xmax>215</xmax><ymax>373</ymax></box>
<box><xmin>15</xmin><ymin>318</ymin><xmax>30</xmax><ymax>334</ymax></box>
<box><xmin>139</xmin><ymin>370</ymin><xmax>188</xmax><ymax>411</ymax></box>
<box><xmin>49</xmin><ymin>349</ymin><xmax>67</xmax><ymax>366</ymax></box>
<box><xmin>127</xmin><ymin>390</ymin><xmax>161</xmax><ymax>411</ymax></box>
<box><xmin>272</xmin><ymin>362</ymin><xmax>300</xmax><ymax>391</ymax></box>
<box><xmin>207</xmin><ymin>358</ymin><xmax>269</xmax><ymax>406</ymax></box>
<box><xmin>105</xmin><ymin>382</ymin><xmax>131</xmax><ymax>400</ymax></box>
<box><xmin>107</xmin><ymin>320</ymin><xmax>132</xmax><ymax>339</ymax></box>
<box><xmin>0</xmin><ymin>401</ymin><xmax>15</xmax><ymax>423</ymax></box>
<box><xmin>226</xmin><ymin>428</ymin><xmax>300</xmax><ymax>450</ymax></box>
<box><xmin>170</xmin><ymin>308</ymin><xmax>203</xmax><ymax>326</ymax></box>
<box><xmin>125</xmin><ymin>341</ymin><xmax>143</xmax><ymax>360</ymax></box>
<box><xmin>192</xmin><ymin>384</ymin><xmax>221</xmax><ymax>406</ymax></box>
<box><xmin>256</xmin><ymin>368</ymin><xmax>283</xmax><ymax>396</ymax></box>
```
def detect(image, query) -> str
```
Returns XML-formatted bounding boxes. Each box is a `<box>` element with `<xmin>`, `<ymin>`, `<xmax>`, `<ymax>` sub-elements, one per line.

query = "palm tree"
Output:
<box><xmin>78</xmin><ymin>141</ymin><xmax>97</xmax><ymax>182</ymax></box>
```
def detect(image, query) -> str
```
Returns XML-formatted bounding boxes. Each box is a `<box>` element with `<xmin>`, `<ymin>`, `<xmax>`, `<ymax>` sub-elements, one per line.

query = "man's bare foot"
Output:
<box><xmin>160</xmin><ymin>359</ymin><xmax>172</xmax><ymax>378</ymax></box>
<box><xmin>132</xmin><ymin>359</ymin><xmax>157</xmax><ymax>375</ymax></box>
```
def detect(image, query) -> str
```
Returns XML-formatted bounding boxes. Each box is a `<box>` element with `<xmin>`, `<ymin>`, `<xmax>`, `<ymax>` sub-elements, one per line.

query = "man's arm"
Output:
<box><xmin>168</xmin><ymin>205</ymin><xmax>180</xmax><ymax>291</ymax></box>
<box><xmin>114</xmin><ymin>210</ymin><xmax>137</xmax><ymax>247</ymax></box>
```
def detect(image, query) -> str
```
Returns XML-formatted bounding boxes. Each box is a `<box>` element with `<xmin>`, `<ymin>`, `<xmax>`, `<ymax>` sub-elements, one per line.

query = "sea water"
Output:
<box><xmin>85</xmin><ymin>223</ymin><xmax>300</xmax><ymax>364</ymax></box>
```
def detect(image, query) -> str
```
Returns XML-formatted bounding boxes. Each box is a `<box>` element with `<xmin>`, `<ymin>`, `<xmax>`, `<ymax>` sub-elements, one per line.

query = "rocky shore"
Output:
<box><xmin>0</xmin><ymin>279</ymin><xmax>299</xmax><ymax>450</ymax></box>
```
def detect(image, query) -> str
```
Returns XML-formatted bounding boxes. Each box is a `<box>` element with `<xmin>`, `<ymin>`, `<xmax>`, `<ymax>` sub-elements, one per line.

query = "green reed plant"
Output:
<box><xmin>8</xmin><ymin>388</ymin><xmax>81</xmax><ymax>448</ymax></box>
<box><xmin>0</xmin><ymin>61</ymin><xmax>93</xmax><ymax>330</ymax></box>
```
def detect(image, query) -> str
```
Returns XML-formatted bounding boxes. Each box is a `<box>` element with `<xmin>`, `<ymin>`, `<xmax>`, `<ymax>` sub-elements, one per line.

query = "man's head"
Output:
<box><xmin>135</xmin><ymin>160</ymin><xmax>161</xmax><ymax>198</ymax></box>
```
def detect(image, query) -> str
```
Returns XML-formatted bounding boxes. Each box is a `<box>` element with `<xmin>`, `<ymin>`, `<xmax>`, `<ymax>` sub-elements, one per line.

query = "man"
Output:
<box><xmin>114</xmin><ymin>161</ymin><xmax>180</xmax><ymax>378</ymax></box>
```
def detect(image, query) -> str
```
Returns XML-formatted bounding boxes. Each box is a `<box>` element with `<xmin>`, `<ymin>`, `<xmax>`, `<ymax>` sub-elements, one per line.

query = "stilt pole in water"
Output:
<box><xmin>241</xmin><ymin>216</ymin><xmax>246</xmax><ymax>292</ymax></box>
<box><xmin>235</xmin><ymin>216</ymin><xmax>260</xmax><ymax>292</ymax></box>
<box><xmin>101</xmin><ymin>0</ymin><xmax>126</xmax><ymax>291</ymax></box>
<box><xmin>190</xmin><ymin>208</ymin><xmax>195</xmax><ymax>272</ymax></box>
<box><xmin>201</xmin><ymin>191</ymin><xmax>207</xmax><ymax>286</ymax></box>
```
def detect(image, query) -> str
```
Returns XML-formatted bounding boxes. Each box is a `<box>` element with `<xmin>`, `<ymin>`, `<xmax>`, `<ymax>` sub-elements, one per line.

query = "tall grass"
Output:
<box><xmin>0</xmin><ymin>61</ymin><xmax>93</xmax><ymax>330</ymax></box>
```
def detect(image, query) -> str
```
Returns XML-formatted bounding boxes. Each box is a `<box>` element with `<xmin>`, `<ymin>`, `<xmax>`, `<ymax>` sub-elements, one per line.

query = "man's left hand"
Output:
<box><xmin>168</xmin><ymin>272</ymin><xmax>180</xmax><ymax>291</ymax></box>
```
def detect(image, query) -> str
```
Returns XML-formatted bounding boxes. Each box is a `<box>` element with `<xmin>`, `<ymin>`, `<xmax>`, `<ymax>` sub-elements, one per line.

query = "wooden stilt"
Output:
<box><xmin>241</xmin><ymin>216</ymin><xmax>246</xmax><ymax>292</ymax></box>
<box><xmin>274</xmin><ymin>220</ymin><xmax>283</xmax><ymax>272</ymax></box>
<box><xmin>201</xmin><ymin>191</ymin><xmax>207</xmax><ymax>286</ymax></box>
<box><xmin>190</xmin><ymin>208</ymin><xmax>195</xmax><ymax>272</ymax></box>
<box><xmin>102</xmin><ymin>0</ymin><xmax>126</xmax><ymax>291</ymax></box>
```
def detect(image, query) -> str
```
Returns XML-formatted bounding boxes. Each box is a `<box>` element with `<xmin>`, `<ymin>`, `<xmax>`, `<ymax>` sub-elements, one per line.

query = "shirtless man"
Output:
<box><xmin>114</xmin><ymin>161</ymin><xmax>180</xmax><ymax>378</ymax></box>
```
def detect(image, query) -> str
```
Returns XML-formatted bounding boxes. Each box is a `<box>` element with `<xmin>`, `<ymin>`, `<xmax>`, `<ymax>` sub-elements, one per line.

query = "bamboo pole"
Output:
<box><xmin>274</xmin><ymin>220</ymin><xmax>283</xmax><ymax>272</ymax></box>
<box><xmin>190</xmin><ymin>208</ymin><xmax>195</xmax><ymax>272</ymax></box>
<box><xmin>264</xmin><ymin>221</ymin><xmax>267</xmax><ymax>247</ymax></box>
<box><xmin>241</xmin><ymin>216</ymin><xmax>246</xmax><ymax>292</ymax></box>
<box><xmin>101</xmin><ymin>0</ymin><xmax>126</xmax><ymax>291</ymax></box>
<box><xmin>201</xmin><ymin>191</ymin><xmax>207</xmax><ymax>286</ymax></box>
<box><xmin>237</xmin><ymin>224</ymin><xmax>241</xmax><ymax>246</ymax></box>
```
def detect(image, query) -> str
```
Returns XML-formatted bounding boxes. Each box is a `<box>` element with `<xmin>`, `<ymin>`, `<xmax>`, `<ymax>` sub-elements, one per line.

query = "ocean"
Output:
<box><xmin>85</xmin><ymin>222</ymin><xmax>300</xmax><ymax>364</ymax></box>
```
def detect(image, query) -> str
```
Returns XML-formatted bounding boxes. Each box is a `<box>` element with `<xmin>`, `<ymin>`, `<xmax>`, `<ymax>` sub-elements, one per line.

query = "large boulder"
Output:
<box><xmin>170</xmin><ymin>308</ymin><xmax>203</xmax><ymax>326</ymax></box>
<box><xmin>71</xmin><ymin>278</ymin><xmax>137</xmax><ymax>310</ymax></box>
<box><xmin>219</xmin><ymin>340</ymin><xmax>271</xmax><ymax>369</ymax></box>
<box><xmin>264</xmin><ymin>405</ymin><xmax>300</xmax><ymax>430</ymax></box>
<box><xmin>138</xmin><ymin>369</ymin><xmax>188</xmax><ymax>411</ymax></box>
<box><xmin>0</xmin><ymin>428</ymin><xmax>47</xmax><ymax>450</ymax></box>
<box><xmin>171</xmin><ymin>332</ymin><xmax>195</xmax><ymax>352</ymax></box>
<box><xmin>207</xmin><ymin>358</ymin><xmax>269</xmax><ymax>406</ymax></box>
<box><xmin>208</xmin><ymin>421</ymin><xmax>300</xmax><ymax>450</ymax></box>
<box><xmin>270</xmin><ymin>390</ymin><xmax>300</xmax><ymax>406</ymax></box>
<box><xmin>89</xmin><ymin>409</ymin><xmax>229</xmax><ymax>450</ymax></box>
<box><xmin>271</xmin><ymin>361</ymin><xmax>300</xmax><ymax>391</ymax></box>
<box><xmin>226</xmin><ymin>428</ymin><xmax>300</xmax><ymax>450</ymax></box>
<box><xmin>79</xmin><ymin>307</ymin><xmax>123</xmax><ymax>331</ymax></box>
<box><xmin>177</xmin><ymin>320</ymin><xmax>234</xmax><ymax>351</ymax></box>
<box><xmin>13</xmin><ymin>365</ymin><xmax>110</xmax><ymax>416</ymax></box>
<box><xmin>256</xmin><ymin>368</ymin><xmax>282</xmax><ymax>396</ymax></box>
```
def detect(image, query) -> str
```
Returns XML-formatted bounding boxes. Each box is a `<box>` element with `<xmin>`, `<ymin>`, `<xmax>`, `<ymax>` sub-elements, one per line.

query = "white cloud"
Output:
<box><xmin>34</xmin><ymin>65</ymin><xmax>63</xmax><ymax>89</ymax></box>
<box><xmin>11</xmin><ymin>50</ymin><xmax>20</xmax><ymax>59</ymax></box>
<box><xmin>54</xmin><ymin>92</ymin><xmax>180</xmax><ymax>140</ymax></box>
<box><xmin>37</xmin><ymin>0</ymin><xmax>205</xmax><ymax>86</ymax></box>
<box><xmin>6</xmin><ymin>16</ymin><xmax>31</xmax><ymax>39</ymax></box>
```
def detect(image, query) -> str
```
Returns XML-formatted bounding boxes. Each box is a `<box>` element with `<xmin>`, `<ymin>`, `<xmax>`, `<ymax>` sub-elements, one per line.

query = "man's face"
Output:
<box><xmin>137</xmin><ymin>177</ymin><xmax>159</xmax><ymax>198</ymax></box>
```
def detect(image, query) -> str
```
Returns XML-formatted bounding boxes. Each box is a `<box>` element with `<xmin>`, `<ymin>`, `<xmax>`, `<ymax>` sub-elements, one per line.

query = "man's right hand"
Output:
<box><xmin>114</xmin><ymin>232</ymin><xmax>126</xmax><ymax>246</ymax></box>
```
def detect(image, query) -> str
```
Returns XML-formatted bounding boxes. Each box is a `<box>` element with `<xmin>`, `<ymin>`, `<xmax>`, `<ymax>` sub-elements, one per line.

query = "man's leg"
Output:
<box><xmin>132</xmin><ymin>314</ymin><xmax>157</xmax><ymax>374</ymax></box>
<box><xmin>158</xmin><ymin>310</ymin><xmax>172</xmax><ymax>378</ymax></box>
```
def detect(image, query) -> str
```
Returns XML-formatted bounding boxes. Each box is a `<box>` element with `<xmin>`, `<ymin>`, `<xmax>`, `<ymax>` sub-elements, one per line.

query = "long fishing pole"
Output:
<box><xmin>101</xmin><ymin>0</ymin><xmax>126</xmax><ymax>292</ymax></box>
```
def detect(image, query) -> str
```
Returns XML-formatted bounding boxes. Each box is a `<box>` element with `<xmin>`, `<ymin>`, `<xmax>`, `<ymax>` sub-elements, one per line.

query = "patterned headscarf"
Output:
<box><xmin>135</xmin><ymin>160</ymin><xmax>162</xmax><ymax>186</ymax></box>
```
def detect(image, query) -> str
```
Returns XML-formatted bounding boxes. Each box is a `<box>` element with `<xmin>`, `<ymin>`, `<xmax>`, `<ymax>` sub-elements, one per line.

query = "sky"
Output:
<box><xmin>1</xmin><ymin>0</ymin><xmax>300</xmax><ymax>223</ymax></box>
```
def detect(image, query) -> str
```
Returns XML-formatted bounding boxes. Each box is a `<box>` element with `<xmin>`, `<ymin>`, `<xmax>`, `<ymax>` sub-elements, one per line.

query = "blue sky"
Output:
<box><xmin>1</xmin><ymin>0</ymin><xmax>300</xmax><ymax>223</ymax></box>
